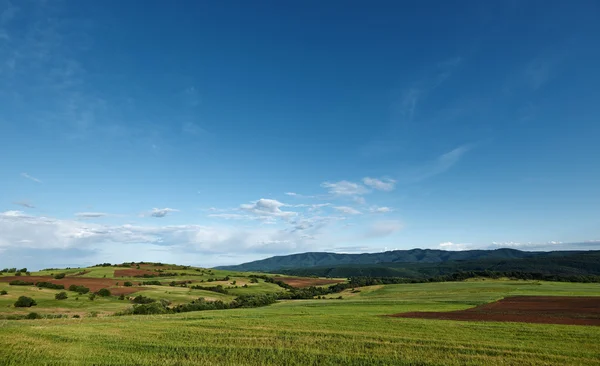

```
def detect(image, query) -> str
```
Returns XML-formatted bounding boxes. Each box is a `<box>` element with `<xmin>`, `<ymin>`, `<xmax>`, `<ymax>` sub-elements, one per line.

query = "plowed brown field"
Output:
<box><xmin>0</xmin><ymin>275</ymin><xmax>139</xmax><ymax>293</ymax></box>
<box><xmin>390</xmin><ymin>296</ymin><xmax>600</xmax><ymax>326</ymax></box>
<box><xmin>113</xmin><ymin>269</ymin><xmax>156</xmax><ymax>277</ymax></box>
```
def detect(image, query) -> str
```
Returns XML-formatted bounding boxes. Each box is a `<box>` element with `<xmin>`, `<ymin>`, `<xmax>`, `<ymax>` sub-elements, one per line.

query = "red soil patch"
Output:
<box><xmin>0</xmin><ymin>275</ymin><xmax>141</xmax><ymax>293</ymax></box>
<box><xmin>113</xmin><ymin>269</ymin><xmax>156</xmax><ymax>277</ymax></box>
<box><xmin>275</xmin><ymin>277</ymin><xmax>345</xmax><ymax>288</ymax></box>
<box><xmin>390</xmin><ymin>296</ymin><xmax>600</xmax><ymax>326</ymax></box>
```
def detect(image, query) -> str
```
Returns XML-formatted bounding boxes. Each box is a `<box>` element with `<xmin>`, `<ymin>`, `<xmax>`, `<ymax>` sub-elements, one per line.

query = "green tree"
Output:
<box><xmin>14</xmin><ymin>296</ymin><xmax>37</xmax><ymax>307</ymax></box>
<box><xmin>55</xmin><ymin>292</ymin><xmax>68</xmax><ymax>300</ymax></box>
<box><xmin>96</xmin><ymin>288</ymin><xmax>111</xmax><ymax>297</ymax></box>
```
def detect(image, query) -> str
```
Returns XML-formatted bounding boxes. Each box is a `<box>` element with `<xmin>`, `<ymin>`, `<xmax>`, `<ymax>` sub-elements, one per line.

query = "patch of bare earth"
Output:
<box><xmin>276</xmin><ymin>277</ymin><xmax>345</xmax><ymax>288</ymax></box>
<box><xmin>390</xmin><ymin>296</ymin><xmax>600</xmax><ymax>326</ymax></box>
<box><xmin>113</xmin><ymin>269</ymin><xmax>156</xmax><ymax>277</ymax></box>
<box><xmin>0</xmin><ymin>275</ymin><xmax>141</xmax><ymax>294</ymax></box>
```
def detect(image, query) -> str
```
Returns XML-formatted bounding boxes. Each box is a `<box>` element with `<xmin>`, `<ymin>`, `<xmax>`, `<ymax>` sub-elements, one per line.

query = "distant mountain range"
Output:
<box><xmin>215</xmin><ymin>248</ymin><xmax>600</xmax><ymax>278</ymax></box>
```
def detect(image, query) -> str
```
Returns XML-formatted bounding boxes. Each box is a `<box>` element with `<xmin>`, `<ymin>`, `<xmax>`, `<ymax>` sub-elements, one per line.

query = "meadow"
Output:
<box><xmin>1</xmin><ymin>266</ymin><xmax>599</xmax><ymax>365</ymax></box>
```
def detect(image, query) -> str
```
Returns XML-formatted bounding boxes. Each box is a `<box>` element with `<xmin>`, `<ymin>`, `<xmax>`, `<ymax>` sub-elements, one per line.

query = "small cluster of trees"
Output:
<box><xmin>1</xmin><ymin>268</ymin><xmax>27</xmax><ymax>273</ymax></box>
<box><xmin>9</xmin><ymin>280</ymin><xmax>34</xmax><ymax>286</ymax></box>
<box><xmin>68</xmin><ymin>284</ymin><xmax>90</xmax><ymax>294</ymax></box>
<box><xmin>189</xmin><ymin>284</ymin><xmax>228</xmax><ymax>294</ymax></box>
<box><xmin>36</xmin><ymin>282</ymin><xmax>65</xmax><ymax>290</ymax></box>
<box><xmin>119</xmin><ymin>294</ymin><xmax>278</xmax><ymax>316</ymax></box>
<box><xmin>14</xmin><ymin>296</ymin><xmax>37</xmax><ymax>307</ymax></box>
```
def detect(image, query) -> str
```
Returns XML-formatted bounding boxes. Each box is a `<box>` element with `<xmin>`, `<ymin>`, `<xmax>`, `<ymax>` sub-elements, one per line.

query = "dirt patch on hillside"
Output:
<box><xmin>113</xmin><ymin>269</ymin><xmax>156</xmax><ymax>277</ymax></box>
<box><xmin>276</xmin><ymin>277</ymin><xmax>345</xmax><ymax>288</ymax></box>
<box><xmin>0</xmin><ymin>275</ymin><xmax>137</xmax><ymax>293</ymax></box>
<box><xmin>390</xmin><ymin>296</ymin><xmax>600</xmax><ymax>326</ymax></box>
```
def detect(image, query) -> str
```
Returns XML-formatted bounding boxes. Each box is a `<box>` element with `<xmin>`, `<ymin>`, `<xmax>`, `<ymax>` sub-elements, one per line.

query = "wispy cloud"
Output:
<box><xmin>404</xmin><ymin>144</ymin><xmax>473</xmax><ymax>183</ymax></box>
<box><xmin>333</xmin><ymin>206</ymin><xmax>362</xmax><ymax>215</ymax></box>
<box><xmin>362</xmin><ymin>177</ymin><xmax>396</xmax><ymax>192</ymax></box>
<box><xmin>146</xmin><ymin>208</ymin><xmax>179</xmax><ymax>218</ymax></box>
<box><xmin>13</xmin><ymin>201</ymin><xmax>35</xmax><ymax>209</ymax></box>
<box><xmin>321</xmin><ymin>180</ymin><xmax>369</xmax><ymax>196</ymax></box>
<box><xmin>20</xmin><ymin>172</ymin><xmax>42</xmax><ymax>183</ymax></box>
<box><xmin>369</xmin><ymin>206</ymin><xmax>393</xmax><ymax>214</ymax></box>
<box><xmin>240</xmin><ymin>199</ymin><xmax>296</xmax><ymax>220</ymax></box>
<box><xmin>75</xmin><ymin>212</ymin><xmax>108</xmax><ymax>219</ymax></box>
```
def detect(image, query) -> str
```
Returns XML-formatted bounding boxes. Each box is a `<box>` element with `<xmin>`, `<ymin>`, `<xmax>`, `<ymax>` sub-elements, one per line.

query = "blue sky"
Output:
<box><xmin>1</xmin><ymin>0</ymin><xmax>599</xmax><ymax>269</ymax></box>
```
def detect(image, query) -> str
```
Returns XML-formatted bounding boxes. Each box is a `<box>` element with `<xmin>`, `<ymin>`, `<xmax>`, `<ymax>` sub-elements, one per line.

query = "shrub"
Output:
<box><xmin>118</xmin><ymin>294</ymin><xmax>125</xmax><ymax>300</ymax></box>
<box><xmin>73</xmin><ymin>314</ymin><xmax>80</xmax><ymax>318</ymax></box>
<box><xmin>132</xmin><ymin>302</ymin><xmax>168</xmax><ymax>315</ymax></box>
<box><xmin>89</xmin><ymin>311</ymin><xmax>98</xmax><ymax>317</ymax></box>
<box><xmin>96</xmin><ymin>288</ymin><xmax>111</xmax><ymax>297</ymax></box>
<box><xmin>36</xmin><ymin>282</ymin><xmax>65</xmax><ymax>290</ymax></box>
<box><xmin>0</xmin><ymin>290</ymin><xmax>7</xmax><ymax>295</ymax></box>
<box><xmin>141</xmin><ymin>280</ymin><xmax>162</xmax><ymax>286</ymax></box>
<box><xmin>14</xmin><ymin>296</ymin><xmax>37</xmax><ymax>307</ymax></box>
<box><xmin>15</xmin><ymin>272</ymin><xmax>22</xmax><ymax>276</ymax></box>
<box><xmin>68</xmin><ymin>285</ymin><xmax>90</xmax><ymax>294</ymax></box>
<box><xmin>54</xmin><ymin>273</ymin><xmax>66</xmax><ymax>279</ymax></box>
<box><xmin>123</xmin><ymin>281</ymin><xmax>133</xmax><ymax>287</ymax></box>
<box><xmin>17</xmin><ymin>268</ymin><xmax>27</xmax><ymax>273</ymax></box>
<box><xmin>250</xmin><ymin>278</ymin><xmax>259</xmax><ymax>283</ymax></box>
<box><xmin>131</xmin><ymin>295</ymin><xmax>155</xmax><ymax>304</ymax></box>
<box><xmin>55</xmin><ymin>292</ymin><xmax>68</xmax><ymax>300</ymax></box>
<box><xmin>88</xmin><ymin>293</ymin><xmax>96</xmax><ymax>301</ymax></box>
<box><xmin>26</xmin><ymin>312</ymin><xmax>41</xmax><ymax>319</ymax></box>
<box><xmin>9</xmin><ymin>280</ymin><xmax>34</xmax><ymax>286</ymax></box>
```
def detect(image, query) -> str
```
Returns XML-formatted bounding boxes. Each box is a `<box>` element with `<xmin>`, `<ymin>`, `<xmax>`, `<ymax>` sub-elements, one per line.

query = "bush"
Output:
<box><xmin>132</xmin><ymin>302</ymin><xmax>168</xmax><ymax>315</ymax></box>
<box><xmin>73</xmin><ymin>314</ymin><xmax>80</xmax><ymax>318</ymax></box>
<box><xmin>118</xmin><ymin>294</ymin><xmax>125</xmax><ymax>300</ymax></box>
<box><xmin>9</xmin><ymin>280</ymin><xmax>34</xmax><ymax>286</ymax></box>
<box><xmin>131</xmin><ymin>295</ymin><xmax>155</xmax><ymax>304</ymax></box>
<box><xmin>88</xmin><ymin>293</ymin><xmax>96</xmax><ymax>301</ymax></box>
<box><xmin>55</xmin><ymin>292</ymin><xmax>68</xmax><ymax>300</ymax></box>
<box><xmin>36</xmin><ymin>282</ymin><xmax>65</xmax><ymax>290</ymax></box>
<box><xmin>123</xmin><ymin>281</ymin><xmax>133</xmax><ymax>287</ymax></box>
<box><xmin>68</xmin><ymin>285</ymin><xmax>90</xmax><ymax>294</ymax></box>
<box><xmin>15</xmin><ymin>272</ymin><xmax>22</xmax><ymax>276</ymax></box>
<box><xmin>26</xmin><ymin>312</ymin><xmax>41</xmax><ymax>319</ymax></box>
<box><xmin>54</xmin><ymin>273</ymin><xmax>66</xmax><ymax>279</ymax></box>
<box><xmin>141</xmin><ymin>280</ymin><xmax>162</xmax><ymax>286</ymax></box>
<box><xmin>17</xmin><ymin>268</ymin><xmax>27</xmax><ymax>273</ymax></box>
<box><xmin>96</xmin><ymin>288</ymin><xmax>111</xmax><ymax>297</ymax></box>
<box><xmin>0</xmin><ymin>290</ymin><xmax>7</xmax><ymax>295</ymax></box>
<box><xmin>14</xmin><ymin>296</ymin><xmax>37</xmax><ymax>307</ymax></box>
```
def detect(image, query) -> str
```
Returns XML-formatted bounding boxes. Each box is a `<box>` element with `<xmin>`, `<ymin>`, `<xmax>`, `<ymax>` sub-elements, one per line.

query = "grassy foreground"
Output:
<box><xmin>0</xmin><ymin>280</ymin><xmax>599</xmax><ymax>365</ymax></box>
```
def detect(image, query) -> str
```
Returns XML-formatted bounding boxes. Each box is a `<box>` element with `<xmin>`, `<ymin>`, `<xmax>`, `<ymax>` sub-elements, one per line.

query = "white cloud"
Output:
<box><xmin>333</xmin><ymin>206</ymin><xmax>362</xmax><ymax>215</ymax></box>
<box><xmin>75</xmin><ymin>212</ymin><xmax>108</xmax><ymax>219</ymax></box>
<box><xmin>147</xmin><ymin>208</ymin><xmax>179</xmax><ymax>218</ymax></box>
<box><xmin>438</xmin><ymin>242</ymin><xmax>472</xmax><ymax>251</ymax></box>
<box><xmin>21</xmin><ymin>172</ymin><xmax>42</xmax><ymax>183</ymax></box>
<box><xmin>362</xmin><ymin>177</ymin><xmax>396</xmax><ymax>191</ymax></box>
<box><xmin>240</xmin><ymin>199</ymin><xmax>296</xmax><ymax>219</ymax></box>
<box><xmin>208</xmin><ymin>213</ymin><xmax>255</xmax><ymax>220</ymax></box>
<box><xmin>284</xmin><ymin>192</ymin><xmax>298</xmax><ymax>196</ymax></box>
<box><xmin>369</xmin><ymin>206</ymin><xmax>393</xmax><ymax>214</ymax></box>
<box><xmin>321</xmin><ymin>180</ymin><xmax>369</xmax><ymax>196</ymax></box>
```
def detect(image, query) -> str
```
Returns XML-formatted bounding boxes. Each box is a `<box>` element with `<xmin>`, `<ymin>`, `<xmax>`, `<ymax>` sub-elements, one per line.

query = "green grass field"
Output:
<box><xmin>0</xmin><ymin>277</ymin><xmax>599</xmax><ymax>365</ymax></box>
